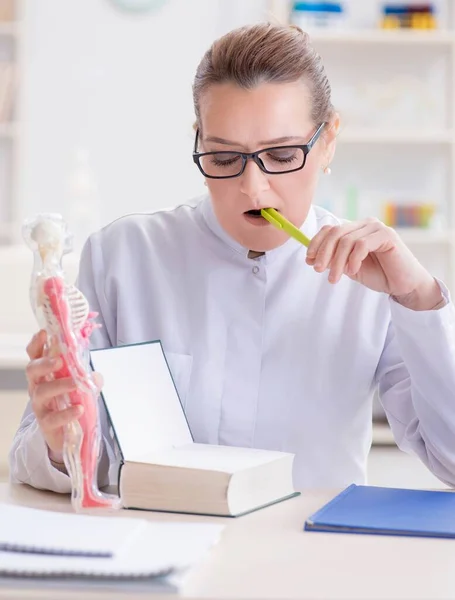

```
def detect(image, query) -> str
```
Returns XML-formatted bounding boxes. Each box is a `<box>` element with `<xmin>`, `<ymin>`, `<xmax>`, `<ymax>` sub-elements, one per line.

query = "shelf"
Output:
<box><xmin>0</xmin><ymin>334</ymin><xmax>29</xmax><ymax>369</ymax></box>
<box><xmin>338</xmin><ymin>130</ymin><xmax>453</xmax><ymax>144</ymax></box>
<box><xmin>395</xmin><ymin>228</ymin><xmax>453</xmax><ymax>245</ymax></box>
<box><xmin>310</xmin><ymin>29</ymin><xmax>455</xmax><ymax>46</ymax></box>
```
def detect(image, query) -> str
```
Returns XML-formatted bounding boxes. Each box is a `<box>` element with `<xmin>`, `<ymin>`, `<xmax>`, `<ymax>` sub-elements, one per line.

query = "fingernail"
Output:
<box><xmin>50</xmin><ymin>357</ymin><xmax>62</xmax><ymax>370</ymax></box>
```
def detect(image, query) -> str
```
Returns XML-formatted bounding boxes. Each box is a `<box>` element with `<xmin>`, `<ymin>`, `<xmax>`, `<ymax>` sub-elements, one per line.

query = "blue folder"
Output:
<box><xmin>304</xmin><ymin>484</ymin><xmax>455</xmax><ymax>539</ymax></box>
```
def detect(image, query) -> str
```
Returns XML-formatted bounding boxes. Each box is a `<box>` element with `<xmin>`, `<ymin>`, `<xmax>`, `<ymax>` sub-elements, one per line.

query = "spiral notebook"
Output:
<box><xmin>0</xmin><ymin>503</ymin><xmax>145</xmax><ymax>558</ymax></box>
<box><xmin>0</xmin><ymin>503</ymin><xmax>224</xmax><ymax>580</ymax></box>
<box><xmin>0</xmin><ymin>548</ymin><xmax>173</xmax><ymax>580</ymax></box>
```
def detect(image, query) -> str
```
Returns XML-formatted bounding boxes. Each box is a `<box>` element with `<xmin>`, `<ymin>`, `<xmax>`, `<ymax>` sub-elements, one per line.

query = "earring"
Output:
<box><xmin>323</xmin><ymin>165</ymin><xmax>332</xmax><ymax>175</ymax></box>
<box><xmin>204</xmin><ymin>181</ymin><xmax>208</xmax><ymax>187</ymax></box>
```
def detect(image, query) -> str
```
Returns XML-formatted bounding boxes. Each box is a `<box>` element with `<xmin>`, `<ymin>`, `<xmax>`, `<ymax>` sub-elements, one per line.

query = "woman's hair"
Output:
<box><xmin>193</xmin><ymin>22</ymin><xmax>334</xmax><ymax>131</ymax></box>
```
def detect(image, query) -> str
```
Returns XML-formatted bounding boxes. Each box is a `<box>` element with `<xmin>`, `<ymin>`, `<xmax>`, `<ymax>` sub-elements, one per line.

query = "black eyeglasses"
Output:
<box><xmin>192</xmin><ymin>123</ymin><xmax>325</xmax><ymax>179</ymax></box>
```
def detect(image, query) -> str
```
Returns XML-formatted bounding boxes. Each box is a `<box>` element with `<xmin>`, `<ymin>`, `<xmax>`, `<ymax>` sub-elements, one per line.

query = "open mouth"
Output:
<box><xmin>244</xmin><ymin>208</ymin><xmax>279</xmax><ymax>218</ymax></box>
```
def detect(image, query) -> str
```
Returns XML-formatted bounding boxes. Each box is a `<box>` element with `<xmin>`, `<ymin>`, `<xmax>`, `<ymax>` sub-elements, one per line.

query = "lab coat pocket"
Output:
<box><xmin>163</xmin><ymin>351</ymin><xmax>193</xmax><ymax>410</ymax></box>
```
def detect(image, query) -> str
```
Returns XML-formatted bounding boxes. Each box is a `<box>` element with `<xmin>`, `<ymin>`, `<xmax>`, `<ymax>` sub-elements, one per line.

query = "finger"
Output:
<box><xmin>40</xmin><ymin>404</ymin><xmax>84</xmax><ymax>433</ymax></box>
<box><xmin>308</xmin><ymin>223</ymin><xmax>363</xmax><ymax>272</ymax></box>
<box><xmin>328</xmin><ymin>225</ymin><xmax>380</xmax><ymax>283</ymax></box>
<box><xmin>26</xmin><ymin>330</ymin><xmax>47</xmax><ymax>360</ymax></box>
<box><xmin>32</xmin><ymin>377</ymin><xmax>77</xmax><ymax>416</ymax></box>
<box><xmin>92</xmin><ymin>371</ymin><xmax>104</xmax><ymax>392</ymax></box>
<box><xmin>26</xmin><ymin>356</ymin><xmax>63</xmax><ymax>386</ymax></box>
<box><xmin>306</xmin><ymin>225</ymin><xmax>335</xmax><ymax>264</ymax></box>
<box><xmin>347</xmin><ymin>230</ymin><xmax>389</xmax><ymax>276</ymax></box>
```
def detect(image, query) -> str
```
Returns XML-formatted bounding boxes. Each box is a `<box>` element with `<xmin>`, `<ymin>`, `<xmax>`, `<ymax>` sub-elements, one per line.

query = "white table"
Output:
<box><xmin>0</xmin><ymin>482</ymin><xmax>454</xmax><ymax>599</ymax></box>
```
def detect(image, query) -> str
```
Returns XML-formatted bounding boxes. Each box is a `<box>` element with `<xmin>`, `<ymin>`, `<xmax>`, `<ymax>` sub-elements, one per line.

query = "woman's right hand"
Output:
<box><xmin>25</xmin><ymin>330</ymin><xmax>101</xmax><ymax>461</ymax></box>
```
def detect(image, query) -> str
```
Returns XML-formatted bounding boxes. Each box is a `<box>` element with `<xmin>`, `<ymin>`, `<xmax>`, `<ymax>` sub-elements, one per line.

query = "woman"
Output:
<box><xmin>9</xmin><ymin>23</ymin><xmax>455</xmax><ymax>492</ymax></box>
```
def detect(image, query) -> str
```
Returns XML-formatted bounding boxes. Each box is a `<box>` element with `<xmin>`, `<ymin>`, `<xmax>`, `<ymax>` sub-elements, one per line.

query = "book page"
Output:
<box><xmin>139</xmin><ymin>443</ymin><xmax>289</xmax><ymax>473</ymax></box>
<box><xmin>0</xmin><ymin>504</ymin><xmax>147</xmax><ymax>557</ymax></box>
<box><xmin>90</xmin><ymin>342</ymin><xmax>193</xmax><ymax>461</ymax></box>
<box><xmin>0</xmin><ymin>521</ymin><xmax>224</xmax><ymax>579</ymax></box>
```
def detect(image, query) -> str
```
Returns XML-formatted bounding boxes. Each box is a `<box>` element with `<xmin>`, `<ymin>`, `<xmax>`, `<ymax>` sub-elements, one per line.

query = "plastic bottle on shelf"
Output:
<box><xmin>381</xmin><ymin>14</ymin><xmax>401</xmax><ymax>29</ymax></box>
<box><xmin>380</xmin><ymin>3</ymin><xmax>438</xmax><ymax>30</ymax></box>
<box><xmin>66</xmin><ymin>147</ymin><xmax>100</xmax><ymax>253</ymax></box>
<box><xmin>345</xmin><ymin>184</ymin><xmax>358</xmax><ymax>221</ymax></box>
<box><xmin>290</xmin><ymin>2</ymin><xmax>346</xmax><ymax>32</ymax></box>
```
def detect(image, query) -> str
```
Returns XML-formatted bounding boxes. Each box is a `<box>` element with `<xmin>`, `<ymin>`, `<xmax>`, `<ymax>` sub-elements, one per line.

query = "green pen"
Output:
<box><xmin>261</xmin><ymin>208</ymin><xmax>311</xmax><ymax>248</ymax></box>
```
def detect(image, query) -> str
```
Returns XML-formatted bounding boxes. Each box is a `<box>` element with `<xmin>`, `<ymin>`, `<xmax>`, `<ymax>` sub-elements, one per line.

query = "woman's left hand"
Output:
<box><xmin>306</xmin><ymin>218</ymin><xmax>443</xmax><ymax>310</ymax></box>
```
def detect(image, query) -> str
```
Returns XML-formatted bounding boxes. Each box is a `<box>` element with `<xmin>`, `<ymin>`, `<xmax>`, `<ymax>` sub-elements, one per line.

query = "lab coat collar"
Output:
<box><xmin>199</xmin><ymin>194</ymin><xmax>318</xmax><ymax>264</ymax></box>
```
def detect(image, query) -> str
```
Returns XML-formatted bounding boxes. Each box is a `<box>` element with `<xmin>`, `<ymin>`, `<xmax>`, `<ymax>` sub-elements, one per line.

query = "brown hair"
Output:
<box><xmin>193</xmin><ymin>22</ymin><xmax>334</xmax><ymax>132</ymax></box>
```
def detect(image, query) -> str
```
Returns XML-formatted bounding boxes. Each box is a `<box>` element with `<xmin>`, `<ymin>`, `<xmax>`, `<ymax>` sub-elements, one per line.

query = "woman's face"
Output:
<box><xmin>198</xmin><ymin>81</ymin><xmax>336</xmax><ymax>252</ymax></box>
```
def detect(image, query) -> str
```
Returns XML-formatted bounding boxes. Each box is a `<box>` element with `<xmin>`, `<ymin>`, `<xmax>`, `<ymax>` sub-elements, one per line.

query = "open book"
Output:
<box><xmin>90</xmin><ymin>341</ymin><xmax>298</xmax><ymax>516</ymax></box>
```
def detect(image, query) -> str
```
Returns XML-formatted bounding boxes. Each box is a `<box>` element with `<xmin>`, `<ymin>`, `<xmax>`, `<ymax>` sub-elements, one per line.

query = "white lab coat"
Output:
<box><xmin>9</xmin><ymin>195</ymin><xmax>455</xmax><ymax>492</ymax></box>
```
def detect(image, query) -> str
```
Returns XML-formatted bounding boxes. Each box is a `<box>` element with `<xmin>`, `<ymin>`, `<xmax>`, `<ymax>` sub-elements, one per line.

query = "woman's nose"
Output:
<box><xmin>239</xmin><ymin>159</ymin><xmax>270</xmax><ymax>202</ymax></box>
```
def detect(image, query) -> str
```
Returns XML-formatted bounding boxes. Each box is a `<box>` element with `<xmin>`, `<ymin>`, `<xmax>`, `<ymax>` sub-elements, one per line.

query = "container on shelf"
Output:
<box><xmin>380</xmin><ymin>3</ymin><xmax>438</xmax><ymax>30</ymax></box>
<box><xmin>66</xmin><ymin>147</ymin><xmax>101</xmax><ymax>252</ymax></box>
<box><xmin>383</xmin><ymin>201</ymin><xmax>435</xmax><ymax>228</ymax></box>
<box><xmin>290</xmin><ymin>2</ymin><xmax>347</xmax><ymax>32</ymax></box>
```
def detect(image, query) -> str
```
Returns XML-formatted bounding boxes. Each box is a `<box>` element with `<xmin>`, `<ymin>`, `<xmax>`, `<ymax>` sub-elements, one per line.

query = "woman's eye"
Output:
<box><xmin>267</xmin><ymin>150</ymin><xmax>298</xmax><ymax>163</ymax></box>
<box><xmin>211</xmin><ymin>154</ymin><xmax>241</xmax><ymax>167</ymax></box>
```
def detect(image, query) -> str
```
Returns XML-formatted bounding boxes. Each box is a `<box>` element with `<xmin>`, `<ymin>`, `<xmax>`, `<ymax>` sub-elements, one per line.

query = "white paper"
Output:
<box><xmin>0</xmin><ymin>504</ymin><xmax>147</xmax><ymax>557</ymax></box>
<box><xmin>141</xmin><ymin>443</ymin><xmax>288</xmax><ymax>473</ymax></box>
<box><xmin>90</xmin><ymin>342</ymin><xmax>193</xmax><ymax>460</ymax></box>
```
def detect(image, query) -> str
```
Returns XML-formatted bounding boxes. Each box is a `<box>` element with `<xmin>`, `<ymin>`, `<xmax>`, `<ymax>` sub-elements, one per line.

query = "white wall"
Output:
<box><xmin>17</xmin><ymin>0</ymin><xmax>267</xmax><ymax>244</ymax></box>
<box><xmin>0</xmin><ymin>0</ymin><xmax>269</xmax><ymax>339</ymax></box>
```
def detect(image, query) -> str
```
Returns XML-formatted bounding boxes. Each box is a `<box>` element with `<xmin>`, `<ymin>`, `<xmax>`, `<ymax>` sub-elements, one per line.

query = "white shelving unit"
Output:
<box><xmin>267</xmin><ymin>0</ymin><xmax>455</xmax><ymax>442</ymax></box>
<box><xmin>0</xmin><ymin>0</ymin><xmax>21</xmax><ymax>246</ymax></box>
<box><xmin>396</xmin><ymin>228</ymin><xmax>453</xmax><ymax>245</ymax></box>
<box><xmin>309</xmin><ymin>29</ymin><xmax>455</xmax><ymax>45</ymax></box>
<box><xmin>338</xmin><ymin>129</ymin><xmax>454</xmax><ymax>144</ymax></box>
<box><xmin>268</xmin><ymin>0</ymin><xmax>455</xmax><ymax>295</ymax></box>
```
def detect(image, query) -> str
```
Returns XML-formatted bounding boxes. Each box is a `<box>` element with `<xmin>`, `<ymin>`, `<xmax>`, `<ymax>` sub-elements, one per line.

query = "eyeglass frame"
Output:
<box><xmin>192</xmin><ymin>122</ymin><xmax>326</xmax><ymax>180</ymax></box>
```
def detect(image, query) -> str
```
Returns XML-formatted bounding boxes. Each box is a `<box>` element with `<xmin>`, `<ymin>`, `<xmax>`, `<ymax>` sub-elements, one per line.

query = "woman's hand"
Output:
<box><xmin>25</xmin><ymin>330</ymin><xmax>103</xmax><ymax>461</ymax></box>
<box><xmin>306</xmin><ymin>218</ymin><xmax>443</xmax><ymax>310</ymax></box>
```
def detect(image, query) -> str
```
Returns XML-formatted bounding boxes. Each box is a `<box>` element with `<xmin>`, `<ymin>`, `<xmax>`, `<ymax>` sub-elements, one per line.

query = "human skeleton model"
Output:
<box><xmin>23</xmin><ymin>214</ymin><xmax>120</xmax><ymax>512</ymax></box>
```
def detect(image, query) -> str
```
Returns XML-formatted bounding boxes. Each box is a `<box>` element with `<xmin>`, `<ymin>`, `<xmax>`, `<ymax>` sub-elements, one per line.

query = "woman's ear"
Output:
<box><xmin>322</xmin><ymin>113</ymin><xmax>340</xmax><ymax>168</ymax></box>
